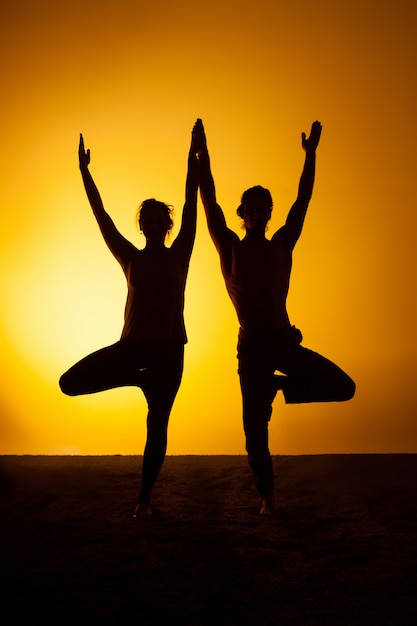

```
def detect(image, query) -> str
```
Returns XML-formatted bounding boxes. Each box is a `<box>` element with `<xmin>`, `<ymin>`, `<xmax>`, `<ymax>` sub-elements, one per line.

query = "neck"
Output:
<box><xmin>244</xmin><ymin>228</ymin><xmax>267</xmax><ymax>242</ymax></box>
<box><xmin>145</xmin><ymin>240</ymin><xmax>166</xmax><ymax>251</ymax></box>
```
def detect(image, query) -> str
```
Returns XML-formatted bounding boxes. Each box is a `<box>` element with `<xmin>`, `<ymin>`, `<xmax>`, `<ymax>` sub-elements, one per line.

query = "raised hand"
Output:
<box><xmin>301</xmin><ymin>120</ymin><xmax>322</xmax><ymax>153</ymax></box>
<box><xmin>78</xmin><ymin>133</ymin><xmax>91</xmax><ymax>169</ymax></box>
<box><xmin>192</xmin><ymin>118</ymin><xmax>207</xmax><ymax>156</ymax></box>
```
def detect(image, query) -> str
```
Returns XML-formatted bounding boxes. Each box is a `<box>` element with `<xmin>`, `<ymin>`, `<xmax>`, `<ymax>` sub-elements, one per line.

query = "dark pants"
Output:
<box><xmin>237</xmin><ymin>327</ymin><xmax>356</xmax><ymax>498</ymax></box>
<box><xmin>59</xmin><ymin>340</ymin><xmax>184</xmax><ymax>504</ymax></box>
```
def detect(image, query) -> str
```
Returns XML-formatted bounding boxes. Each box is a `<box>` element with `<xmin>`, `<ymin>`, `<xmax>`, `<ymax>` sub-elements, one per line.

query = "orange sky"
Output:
<box><xmin>1</xmin><ymin>0</ymin><xmax>416</xmax><ymax>454</ymax></box>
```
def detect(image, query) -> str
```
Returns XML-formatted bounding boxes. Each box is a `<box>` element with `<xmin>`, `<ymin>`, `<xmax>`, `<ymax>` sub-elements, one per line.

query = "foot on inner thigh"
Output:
<box><xmin>135</xmin><ymin>368</ymin><xmax>148</xmax><ymax>387</ymax></box>
<box><xmin>273</xmin><ymin>374</ymin><xmax>287</xmax><ymax>392</ymax></box>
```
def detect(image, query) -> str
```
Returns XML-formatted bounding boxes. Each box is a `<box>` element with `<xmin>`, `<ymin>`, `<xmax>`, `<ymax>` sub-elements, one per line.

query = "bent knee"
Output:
<box><xmin>341</xmin><ymin>376</ymin><xmax>356</xmax><ymax>401</ymax></box>
<box><xmin>59</xmin><ymin>373</ymin><xmax>78</xmax><ymax>396</ymax></box>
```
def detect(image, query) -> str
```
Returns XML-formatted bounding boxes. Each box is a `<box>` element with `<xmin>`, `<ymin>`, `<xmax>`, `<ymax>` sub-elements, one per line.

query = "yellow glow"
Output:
<box><xmin>1</xmin><ymin>0</ymin><xmax>416</xmax><ymax>454</ymax></box>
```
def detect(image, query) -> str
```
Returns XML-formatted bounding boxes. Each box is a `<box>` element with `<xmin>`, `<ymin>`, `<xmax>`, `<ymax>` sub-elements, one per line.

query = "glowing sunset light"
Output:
<box><xmin>1</xmin><ymin>0</ymin><xmax>416</xmax><ymax>454</ymax></box>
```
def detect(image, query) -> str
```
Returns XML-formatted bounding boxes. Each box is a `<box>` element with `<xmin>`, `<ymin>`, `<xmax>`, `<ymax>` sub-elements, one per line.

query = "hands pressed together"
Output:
<box><xmin>190</xmin><ymin>118</ymin><xmax>207</xmax><ymax>157</ymax></box>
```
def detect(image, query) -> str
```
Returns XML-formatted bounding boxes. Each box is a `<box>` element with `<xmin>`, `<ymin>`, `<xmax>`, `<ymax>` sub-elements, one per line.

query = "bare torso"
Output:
<box><xmin>220</xmin><ymin>229</ymin><xmax>292</xmax><ymax>335</ymax></box>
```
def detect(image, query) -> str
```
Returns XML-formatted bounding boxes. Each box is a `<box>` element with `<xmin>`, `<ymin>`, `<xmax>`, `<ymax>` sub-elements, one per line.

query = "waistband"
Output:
<box><xmin>238</xmin><ymin>325</ymin><xmax>303</xmax><ymax>346</ymax></box>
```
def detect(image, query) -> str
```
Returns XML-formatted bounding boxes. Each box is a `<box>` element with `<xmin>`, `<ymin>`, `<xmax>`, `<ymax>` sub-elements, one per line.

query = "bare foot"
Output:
<box><xmin>133</xmin><ymin>502</ymin><xmax>152</xmax><ymax>517</ymax></box>
<box><xmin>260</xmin><ymin>497</ymin><xmax>275</xmax><ymax>515</ymax></box>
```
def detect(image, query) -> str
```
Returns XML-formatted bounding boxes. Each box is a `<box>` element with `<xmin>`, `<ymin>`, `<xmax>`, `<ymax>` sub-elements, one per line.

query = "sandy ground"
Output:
<box><xmin>1</xmin><ymin>454</ymin><xmax>416</xmax><ymax>625</ymax></box>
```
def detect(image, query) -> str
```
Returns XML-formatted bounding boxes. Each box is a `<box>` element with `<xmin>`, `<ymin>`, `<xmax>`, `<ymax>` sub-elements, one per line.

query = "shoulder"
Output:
<box><xmin>217</xmin><ymin>226</ymin><xmax>240</xmax><ymax>253</ymax></box>
<box><xmin>271</xmin><ymin>224</ymin><xmax>295</xmax><ymax>251</ymax></box>
<box><xmin>122</xmin><ymin>245</ymin><xmax>142</xmax><ymax>271</ymax></box>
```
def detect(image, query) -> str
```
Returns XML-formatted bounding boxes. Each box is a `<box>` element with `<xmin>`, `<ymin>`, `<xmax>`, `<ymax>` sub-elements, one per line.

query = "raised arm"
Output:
<box><xmin>196</xmin><ymin>119</ymin><xmax>236</xmax><ymax>252</ymax></box>
<box><xmin>172</xmin><ymin>121</ymin><xmax>199</xmax><ymax>258</ymax></box>
<box><xmin>78</xmin><ymin>134</ymin><xmax>134</xmax><ymax>269</ymax></box>
<box><xmin>278</xmin><ymin>121</ymin><xmax>322</xmax><ymax>249</ymax></box>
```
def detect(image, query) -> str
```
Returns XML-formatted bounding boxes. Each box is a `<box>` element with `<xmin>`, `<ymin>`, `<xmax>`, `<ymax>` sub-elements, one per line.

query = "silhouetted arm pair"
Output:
<box><xmin>197</xmin><ymin>119</ymin><xmax>322</xmax><ymax>252</ymax></box>
<box><xmin>171</xmin><ymin>122</ymin><xmax>199</xmax><ymax>261</ymax></box>
<box><xmin>195</xmin><ymin>119</ymin><xmax>237</xmax><ymax>253</ymax></box>
<box><xmin>278</xmin><ymin>121</ymin><xmax>322</xmax><ymax>249</ymax></box>
<box><xmin>78</xmin><ymin>134</ymin><xmax>135</xmax><ymax>269</ymax></box>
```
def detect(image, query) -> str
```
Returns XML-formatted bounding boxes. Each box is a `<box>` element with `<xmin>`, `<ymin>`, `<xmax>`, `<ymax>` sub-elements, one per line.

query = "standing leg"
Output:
<box><xmin>238</xmin><ymin>341</ymin><xmax>276</xmax><ymax>514</ymax></box>
<box><xmin>135</xmin><ymin>344</ymin><xmax>184</xmax><ymax>514</ymax></box>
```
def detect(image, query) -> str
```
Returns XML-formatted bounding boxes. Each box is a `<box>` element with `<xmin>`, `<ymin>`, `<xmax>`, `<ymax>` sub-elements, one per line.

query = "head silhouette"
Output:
<box><xmin>237</xmin><ymin>186</ymin><xmax>273</xmax><ymax>217</ymax></box>
<box><xmin>237</xmin><ymin>186</ymin><xmax>273</xmax><ymax>233</ymax></box>
<box><xmin>137</xmin><ymin>199</ymin><xmax>174</xmax><ymax>242</ymax></box>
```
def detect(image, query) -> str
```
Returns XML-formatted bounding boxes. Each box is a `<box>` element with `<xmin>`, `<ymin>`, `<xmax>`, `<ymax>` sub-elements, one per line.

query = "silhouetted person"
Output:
<box><xmin>59</xmin><ymin>123</ymin><xmax>199</xmax><ymax>516</ymax></box>
<box><xmin>196</xmin><ymin>119</ymin><xmax>355</xmax><ymax>515</ymax></box>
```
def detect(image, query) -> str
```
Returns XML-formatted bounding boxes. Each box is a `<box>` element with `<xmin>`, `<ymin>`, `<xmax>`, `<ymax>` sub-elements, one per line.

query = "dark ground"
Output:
<box><xmin>1</xmin><ymin>454</ymin><xmax>416</xmax><ymax>625</ymax></box>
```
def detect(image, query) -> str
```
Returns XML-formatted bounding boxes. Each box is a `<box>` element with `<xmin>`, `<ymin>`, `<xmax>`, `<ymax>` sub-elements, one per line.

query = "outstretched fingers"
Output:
<box><xmin>311</xmin><ymin>120</ymin><xmax>322</xmax><ymax>141</ymax></box>
<box><xmin>302</xmin><ymin>120</ymin><xmax>322</xmax><ymax>152</ymax></box>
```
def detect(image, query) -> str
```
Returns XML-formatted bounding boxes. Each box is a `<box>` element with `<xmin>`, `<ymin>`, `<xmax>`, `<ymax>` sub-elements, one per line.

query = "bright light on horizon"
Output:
<box><xmin>1</xmin><ymin>0</ymin><xmax>416</xmax><ymax>455</ymax></box>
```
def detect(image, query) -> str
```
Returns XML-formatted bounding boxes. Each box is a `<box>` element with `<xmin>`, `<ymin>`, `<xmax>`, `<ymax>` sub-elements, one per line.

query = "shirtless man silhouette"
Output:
<box><xmin>196</xmin><ymin>119</ymin><xmax>355</xmax><ymax>514</ymax></box>
<box><xmin>60</xmin><ymin>123</ymin><xmax>199</xmax><ymax>516</ymax></box>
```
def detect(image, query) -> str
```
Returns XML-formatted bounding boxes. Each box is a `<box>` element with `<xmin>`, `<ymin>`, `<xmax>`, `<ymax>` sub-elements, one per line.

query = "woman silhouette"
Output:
<box><xmin>60</xmin><ymin>123</ymin><xmax>199</xmax><ymax>516</ymax></box>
